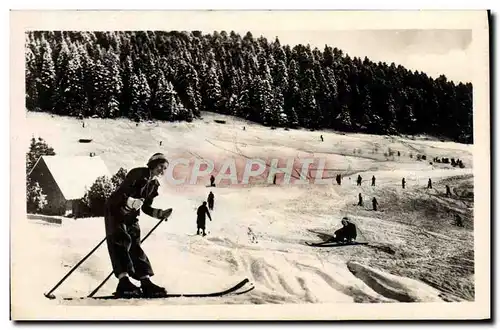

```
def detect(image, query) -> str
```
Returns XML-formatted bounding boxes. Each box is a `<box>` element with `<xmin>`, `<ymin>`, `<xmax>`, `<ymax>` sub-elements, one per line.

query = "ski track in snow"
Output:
<box><xmin>16</xmin><ymin>112</ymin><xmax>474</xmax><ymax>309</ymax></box>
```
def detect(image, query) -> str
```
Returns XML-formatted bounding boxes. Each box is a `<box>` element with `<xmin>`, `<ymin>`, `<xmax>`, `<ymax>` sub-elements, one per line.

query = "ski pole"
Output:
<box><xmin>87</xmin><ymin>215</ymin><xmax>169</xmax><ymax>298</ymax></box>
<box><xmin>44</xmin><ymin>236</ymin><xmax>107</xmax><ymax>299</ymax></box>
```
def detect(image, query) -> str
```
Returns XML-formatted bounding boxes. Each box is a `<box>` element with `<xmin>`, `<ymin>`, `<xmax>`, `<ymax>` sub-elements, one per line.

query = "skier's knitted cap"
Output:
<box><xmin>147</xmin><ymin>153</ymin><xmax>169</xmax><ymax>167</ymax></box>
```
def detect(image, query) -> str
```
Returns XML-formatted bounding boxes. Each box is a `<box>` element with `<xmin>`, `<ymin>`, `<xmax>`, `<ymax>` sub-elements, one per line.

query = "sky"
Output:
<box><xmin>234</xmin><ymin>29</ymin><xmax>473</xmax><ymax>84</ymax></box>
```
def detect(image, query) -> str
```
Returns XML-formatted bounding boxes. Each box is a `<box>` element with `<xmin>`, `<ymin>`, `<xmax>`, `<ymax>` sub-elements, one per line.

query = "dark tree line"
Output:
<box><xmin>25</xmin><ymin>30</ymin><xmax>473</xmax><ymax>143</ymax></box>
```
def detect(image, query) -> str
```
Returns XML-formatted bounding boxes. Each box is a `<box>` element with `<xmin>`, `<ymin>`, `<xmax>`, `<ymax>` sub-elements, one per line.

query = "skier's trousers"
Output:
<box><xmin>197</xmin><ymin>217</ymin><xmax>206</xmax><ymax>230</ymax></box>
<box><xmin>104</xmin><ymin>205</ymin><xmax>154</xmax><ymax>280</ymax></box>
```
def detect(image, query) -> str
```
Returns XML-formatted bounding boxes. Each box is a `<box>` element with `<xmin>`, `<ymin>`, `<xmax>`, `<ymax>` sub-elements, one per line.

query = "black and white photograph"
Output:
<box><xmin>10</xmin><ymin>10</ymin><xmax>490</xmax><ymax>320</ymax></box>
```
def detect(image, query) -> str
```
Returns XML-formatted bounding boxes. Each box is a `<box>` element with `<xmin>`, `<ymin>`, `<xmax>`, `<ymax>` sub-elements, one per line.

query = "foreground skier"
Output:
<box><xmin>104</xmin><ymin>153</ymin><xmax>173</xmax><ymax>298</ymax></box>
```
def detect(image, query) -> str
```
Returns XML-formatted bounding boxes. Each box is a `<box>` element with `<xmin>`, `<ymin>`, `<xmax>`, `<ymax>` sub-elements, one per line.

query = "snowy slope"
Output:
<box><xmin>14</xmin><ymin>112</ymin><xmax>474</xmax><ymax>313</ymax></box>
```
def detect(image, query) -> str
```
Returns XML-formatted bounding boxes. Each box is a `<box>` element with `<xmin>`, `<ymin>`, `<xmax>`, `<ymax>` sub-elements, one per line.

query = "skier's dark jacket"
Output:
<box><xmin>106</xmin><ymin>167</ymin><xmax>164</xmax><ymax>222</ymax></box>
<box><xmin>197</xmin><ymin>205</ymin><xmax>210</xmax><ymax>220</ymax></box>
<box><xmin>335</xmin><ymin>221</ymin><xmax>357</xmax><ymax>241</ymax></box>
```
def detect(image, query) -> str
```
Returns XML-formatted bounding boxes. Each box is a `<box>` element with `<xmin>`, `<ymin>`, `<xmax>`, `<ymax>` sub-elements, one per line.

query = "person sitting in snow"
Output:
<box><xmin>196</xmin><ymin>201</ymin><xmax>212</xmax><ymax>236</ymax></box>
<box><xmin>332</xmin><ymin>217</ymin><xmax>357</xmax><ymax>243</ymax></box>
<box><xmin>104</xmin><ymin>153</ymin><xmax>173</xmax><ymax>298</ymax></box>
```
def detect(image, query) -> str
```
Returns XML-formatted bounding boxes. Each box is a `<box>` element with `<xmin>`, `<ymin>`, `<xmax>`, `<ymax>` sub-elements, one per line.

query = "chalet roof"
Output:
<box><xmin>29</xmin><ymin>155</ymin><xmax>111</xmax><ymax>200</ymax></box>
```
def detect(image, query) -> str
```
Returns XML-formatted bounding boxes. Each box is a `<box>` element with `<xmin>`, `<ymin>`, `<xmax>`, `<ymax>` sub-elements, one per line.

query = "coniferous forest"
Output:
<box><xmin>25</xmin><ymin>31</ymin><xmax>473</xmax><ymax>143</ymax></box>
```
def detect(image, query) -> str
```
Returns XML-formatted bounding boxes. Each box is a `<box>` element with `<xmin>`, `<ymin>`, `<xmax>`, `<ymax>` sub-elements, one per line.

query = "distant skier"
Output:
<box><xmin>357</xmin><ymin>175</ymin><xmax>362</xmax><ymax>186</ymax></box>
<box><xmin>357</xmin><ymin>193</ymin><xmax>363</xmax><ymax>206</ymax></box>
<box><xmin>207</xmin><ymin>191</ymin><xmax>214</xmax><ymax>210</ymax></box>
<box><xmin>273</xmin><ymin>174</ymin><xmax>277</xmax><ymax>185</ymax></box>
<box><xmin>336</xmin><ymin>174</ymin><xmax>341</xmax><ymax>185</ymax></box>
<box><xmin>104</xmin><ymin>153</ymin><xmax>172</xmax><ymax>298</ymax></box>
<box><xmin>159</xmin><ymin>141</ymin><xmax>162</xmax><ymax>146</ymax></box>
<box><xmin>372</xmin><ymin>197</ymin><xmax>378</xmax><ymax>211</ymax></box>
<box><xmin>320</xmin><ymin>135</ymin><xmax>324</xmax><ymax>142</ymax></box>
<box><xmin>445</xmin><ymin>185</ymin><xmax>451</xmax><ymax>197</ymax></box>
<box><xmin>210</xmin><ymin>175</ymin><xmax>216</xmax><ymax>187</ymax></box>
<box><xmin>402</xmin><ymin>178</ymin><xmax>406</xmax><ymax>189</ymax></box>
<box><xmin>371</xmin><ymin>175</ymin><xmax>376</xmax><ymax>186</ymax></box>
<box><xmin>397</xmin><ymin>151</ymin><xmax>400</xmax><ymax>157</ymax></box>
<box><xmin>243</xmin><ymin>126</ymin><xmax>246</xmax><ymax>131</ymax></box>
<box><xmin>427</xmin><ymin>178</ymin><xmax>432</xmax><ymax>189</ymax></box>
<box><xmin>332</xmin><ymin>217</ymin><xmax>357</xmax><ymax>243</ymax></box>
<box><xmin>196</xmin><ymin>201</ymin><xmax>212</xmax><ymax>236</ymax></box>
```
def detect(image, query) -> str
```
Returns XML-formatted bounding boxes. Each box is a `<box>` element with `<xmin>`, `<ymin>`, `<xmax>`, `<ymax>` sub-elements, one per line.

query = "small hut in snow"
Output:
<box><xmin>27</xmin><ymin>155</ymin><xmax>111</xmax><ymax>217</ymax></box>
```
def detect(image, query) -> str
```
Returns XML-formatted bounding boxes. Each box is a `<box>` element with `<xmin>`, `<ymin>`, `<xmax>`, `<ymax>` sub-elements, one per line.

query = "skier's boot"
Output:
<box><xmin>141</xmin><ymin>278</ymin><xmax>167</xmax><ymax>298</ymax></box>
<box><xmin>114</xmin><ymin>276</ymin><xmax>142</xmax><ymax>298</ymax></box>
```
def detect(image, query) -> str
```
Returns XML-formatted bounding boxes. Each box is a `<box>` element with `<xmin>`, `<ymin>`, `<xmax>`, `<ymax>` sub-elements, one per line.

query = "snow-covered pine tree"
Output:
<box><xmin>166</xmin><ymin>81</ymin><xmax>180</xmax><ymax>120</ymax></box>
<box><xmin>92</xmin><ymin>59</ymin><xmax>109</xmax><ymax>117</ymax></box>
<box><xmin>286</xmin><ymin>59</ymin><xmax>301</xmax><ymax>123</ymax></box>
<box><xmin>78</xmin><ymin>44</ymin><xmax>95</xmax><ymax>117</ymax></box>
<box><xmin>26</xmin><ymin>177</ymin><xmax>48</xmax><ymax>214</ymax></box>
<box><xmin>271</xmin><ymin>89</ymin><xmax>287</xmax><ymax>126</ymax></box>
<box><xmin>336</xmin><ymin>104</ymin><xmax>353</xmax><ymax>131</ymax></box>
<box><xmin>324</xmin><ymin>67</ymin><xmax>339</xmax><ymax>121</ymax></box>
<box><xmin>287</xmin><ymin>107</ymin><xmax>300</xmax><ymax>128</ymax></box>
<box><xmin>257</xmin><ymin>57</ymin><xmax>274</xmax><ymax>126</ymax></box>
<box><xmin>182</xmin><ymin>62</ymin><xmax>202</xmax><ymax>115</ymax></box>
<box><xmin>38</xmin><ymin>40</ymin><xmax>56</xmax><ymax>113</ymax></box>
<box><xmin>176</xmin><ymin>99</ymin><xmax>194</xmax><ymax>122</ymax></box>
<box><xmin>236</xmin><ymin>74</ymin><xmax>252</xmax><ymax>119</ymax></box>
<box><xmin>273</xmin><ymin>56</ymin><xmax>289</xmax><ymax>94</ymax></box>
<box><xmin>25</xmin><ymin>43</ymin><xmax>39</xmax><ymax>111</ymax></box>
<box><xmin>300</xmin><ymin>87</ymin><xmax>320</xmax><ymax>129</ymax></box>
<box><xmin>130</xmin><ymin>68</ymin><xmax>151</xmax><ymax>121</ymax></box>
<box><xmin>103</xmin><ymin>50</ymin><xmax>122</xmax><ymax>118</ymax></box>
<box><xmin>64</xmin><ymin>45</ymin><xmax>86</xmax><ymax>116</ymax></box>
<box><xmin>120</xmin><ymin>55</ymin><xmax>134</xmax><ymax>118</ymax></box>
<box><xmin>360</xmin><ymin>87</ymin><xmax>374</xmax><ymax>132</ymax></box>
<box><xmin>152</xmin><ymin>71</ymin><xmax>172</xmax><ymax>121</ymax></box>
<box><xmin>53</xmin><ymin>39</ymin><xmax>71</xmax><ymax>114</ymax></box>
<box><xmin>384</xmin><ymin>93</ymin><xmax>398</xmax><ymax>134</ymax></box>
<box><xmin>313</xmin><ymin>62</ymin><xmax>332</xmax><ymax>127</ymax></box>
<box><xmin>254</xmin><ymin>76</ymin><xmax>274</xmax><ymax>126</ymax></box>
<box><xmin>204</xmin><ymin>62</ymin><xmax>223</xmax><ymax>112</ymax></box>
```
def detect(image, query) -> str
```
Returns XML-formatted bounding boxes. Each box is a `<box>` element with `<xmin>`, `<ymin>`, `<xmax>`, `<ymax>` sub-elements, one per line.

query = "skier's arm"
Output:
<box><xmin>110</xmin><ymin>168</ymin><xmax>141</xmax><ymax>209</ymax></box>
<box><xmin>141</xmin><ymin>188</ymin><xmax>164</xmax><ymax>219</ymax></box>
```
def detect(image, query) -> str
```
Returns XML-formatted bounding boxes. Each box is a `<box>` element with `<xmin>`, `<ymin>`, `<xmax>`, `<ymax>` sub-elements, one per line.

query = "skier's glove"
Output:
<box><xmin>126</xmin><ymin>197</ymin><xmax>144</xmax><ymax>210</ymax></box>
<box><xmin>159</xmin><ymin>208</ymin><xmax>173</xmax><ymax>220</ymax></box>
